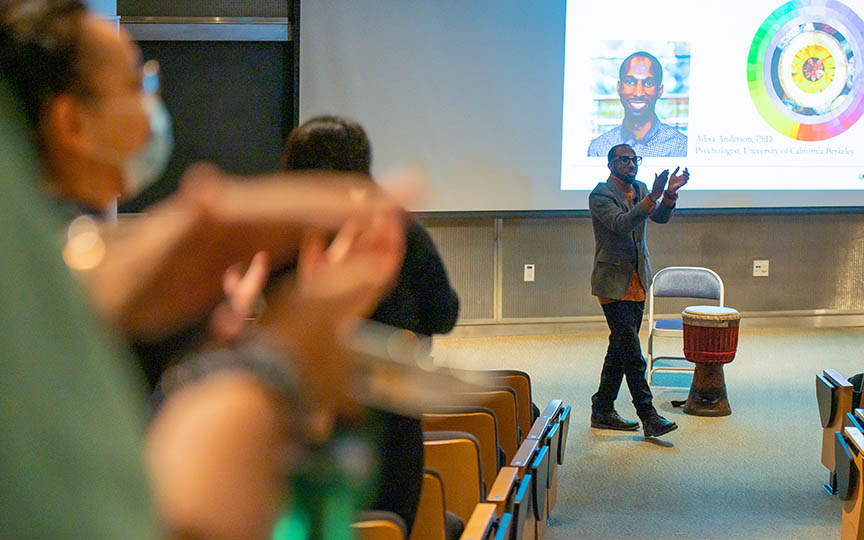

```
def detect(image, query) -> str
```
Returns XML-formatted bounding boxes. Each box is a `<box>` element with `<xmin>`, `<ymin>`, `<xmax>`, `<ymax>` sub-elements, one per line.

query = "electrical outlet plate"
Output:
<box><xmin>753</xmin><ymin>259</ymin><xmax>769</xmax><ymax>277</ymax></box>
<box><xmin>524</xmin><ymin>264</ymin><xmax>535</xmax><ymax>282</ymax></box>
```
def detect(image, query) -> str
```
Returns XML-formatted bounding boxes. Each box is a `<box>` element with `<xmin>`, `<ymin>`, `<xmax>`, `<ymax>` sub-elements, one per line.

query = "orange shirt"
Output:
<box><xmin>598</xmin><ymin>183</ymin><xmax>645</xmax><ymax>304</ymax></box>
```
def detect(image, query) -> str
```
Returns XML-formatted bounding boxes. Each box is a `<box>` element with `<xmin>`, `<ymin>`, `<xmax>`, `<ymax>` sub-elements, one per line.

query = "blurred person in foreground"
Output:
<box><xmin>0</xmin><ymin>1</ymin><xmax>411</xmax><ymax>538</ymax></box>
<box><xmin>283</xmin><ymin>115</ymin><xmax>461</xmax><ymax>536</ymax></box>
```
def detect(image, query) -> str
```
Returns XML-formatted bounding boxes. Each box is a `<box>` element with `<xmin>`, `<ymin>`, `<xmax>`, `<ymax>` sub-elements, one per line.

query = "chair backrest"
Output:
<box><xmin>423</xmin><ymin>407</ymin><xmax>500</xmax><ymax>493</ymax></box>
<box><xmin>488</xmin><ymin>370</ymin><xmax>534</xmax><ymax>443</ymax></box>
<box><xmin>423</xmin><ymin>431</ymin><xmax>484</xmax><ymax>524</ymax></box>
<box><xmin>459</xmin><ymin>388</ymin><xmax>520</xmax><ymax>463</ymax></box>
<box><xmin>649</xmin><ymin>267</ymin><xmax>724</xmax><ymax>326</ymax></box>
<box><xmin>650</xmin><ymin>266</ymin><xmax>724</xmax><ymax>302</ymax></box>
<box><xmin>352</xmin><ymin>511</ymin><xmax>407</xmax><ymax>540</ymax></box>
<box><xmin>409</xmin><ymin>469</ymin><xmax>448</xmax><ymax>540</ymax></box>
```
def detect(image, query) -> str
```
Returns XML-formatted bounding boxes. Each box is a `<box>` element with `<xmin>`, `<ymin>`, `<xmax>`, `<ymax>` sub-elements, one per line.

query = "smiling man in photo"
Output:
<box><xmin>588</xmin><ymin>51</ymin><xmax>688</xmax><ymax>158</ymax></box>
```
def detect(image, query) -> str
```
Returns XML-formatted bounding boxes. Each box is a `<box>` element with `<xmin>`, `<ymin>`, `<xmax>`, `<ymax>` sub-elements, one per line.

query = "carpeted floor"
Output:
<box><xmin>431</xmin><ymin>326</ymin><xmax>864</xmax><ymax>539</ymax></box>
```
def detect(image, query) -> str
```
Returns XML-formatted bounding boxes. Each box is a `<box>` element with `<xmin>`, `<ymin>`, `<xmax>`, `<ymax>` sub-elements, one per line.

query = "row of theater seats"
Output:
<box><xmin>815</xmin><ymin>369</ymin><xmax>864</xmax><ymax>539</ymax></box>
<box><xmin>352</xmin><ymin>369</ymin><xmax>571</xmax><ymax>540</ymax></box>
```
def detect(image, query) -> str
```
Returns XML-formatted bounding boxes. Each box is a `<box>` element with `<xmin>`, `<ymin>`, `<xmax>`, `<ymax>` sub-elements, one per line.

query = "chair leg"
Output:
<box><xmin>646</xmin><ymin>335</ymin><xmax>654</xmax><ymax>385</ymax></box>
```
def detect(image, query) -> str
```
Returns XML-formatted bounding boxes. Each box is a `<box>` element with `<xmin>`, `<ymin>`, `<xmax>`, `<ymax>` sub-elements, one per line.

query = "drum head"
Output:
<box><xmin>683</xmin><ymin>305</ymin><xmax>740</xmax><ymax>317</ymax></box>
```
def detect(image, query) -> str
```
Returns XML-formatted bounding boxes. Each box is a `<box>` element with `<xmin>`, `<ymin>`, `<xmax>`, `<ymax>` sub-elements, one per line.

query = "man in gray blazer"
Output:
<box><xmin>589</xmin><ymin>143</ymin><xmax>688</xmax><ymax>437</ymax></box>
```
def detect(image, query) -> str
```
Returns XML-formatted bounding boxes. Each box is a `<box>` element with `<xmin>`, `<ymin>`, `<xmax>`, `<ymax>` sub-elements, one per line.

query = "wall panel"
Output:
<box><xmin>421</xmin><ymin>218</ymin><xmax>495</xmax><ymax>321</ymax></box>
<box><xmin>118</xmin><ymin>1</ymin><xmax>289</xmax><ymax>17</ymax></box>
<box><xmin>500</xmin><ymin>217</ymin><xmax>596</xmax><ymax>318</ymax></box>
<box><xmin>424</xmin><ymin>212</ymin><xmax>864</xmax><ymax>324</ymax></box>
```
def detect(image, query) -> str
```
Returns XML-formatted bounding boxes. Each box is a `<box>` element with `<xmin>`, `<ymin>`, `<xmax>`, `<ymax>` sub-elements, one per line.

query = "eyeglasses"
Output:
<box><xmin>75</xmin><ymin>59</ymin><xmax>160</xmax><ymax>101</ymax></box>
<box><xmin>614</xmin><ymin>155</ymin><xmax>642</xmax><ymax>166</ymax></box>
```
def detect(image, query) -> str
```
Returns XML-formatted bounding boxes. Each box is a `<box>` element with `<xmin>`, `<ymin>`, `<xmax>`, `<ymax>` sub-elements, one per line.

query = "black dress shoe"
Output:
<box><xmin>640</xmin><ymin>411</ymin><xmax>678</xmax><ymax>437</ymax></box>
<box><xmin>591</xmin><ymin>410</ymin><xmax>640</xmax><ymax>431</ymax></box>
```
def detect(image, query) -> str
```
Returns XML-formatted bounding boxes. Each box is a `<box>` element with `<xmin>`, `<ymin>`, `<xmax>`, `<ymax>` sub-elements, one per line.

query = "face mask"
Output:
<box><xmin>123</xmin><ymin>94</ymin><xmax>174</xmax><ymax>199</ymax></box>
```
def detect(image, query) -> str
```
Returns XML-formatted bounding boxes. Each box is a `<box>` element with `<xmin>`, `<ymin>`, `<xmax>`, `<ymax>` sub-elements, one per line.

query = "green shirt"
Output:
<box><xmin>0</xmin><ymin>79</ymin><xmax>160</xmax><ymax>539</ymax></box>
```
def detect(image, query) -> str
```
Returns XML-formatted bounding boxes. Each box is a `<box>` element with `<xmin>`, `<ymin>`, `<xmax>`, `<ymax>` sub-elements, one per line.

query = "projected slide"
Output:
<box><xmin>561</xmin><ymin>0</ymin><xmax>864</xmax><ymax>192</ymax></box>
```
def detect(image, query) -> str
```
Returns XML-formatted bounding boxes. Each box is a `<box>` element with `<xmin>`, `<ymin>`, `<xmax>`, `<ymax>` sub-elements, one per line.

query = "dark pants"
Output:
<box><xmin>592</xmin><ymin>300</ymin><xmax>654</xmax><ymax>415</ymax></box>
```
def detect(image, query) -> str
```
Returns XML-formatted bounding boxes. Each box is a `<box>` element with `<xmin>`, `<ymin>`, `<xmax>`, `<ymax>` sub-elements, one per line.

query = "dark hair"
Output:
<box><xmin>0</xmin><ymin>0</ymin><xmax>89</xmax><ymax>128</ymax></box>
<box><xmin>282</xmin><ymin>115</ymin><xmax>372</xmax><ymax>176</ymax></box>
<box><xmin>607</xmin><ymin>143</ymin><xmax>632</xmax><ymax>163</ymax></box>
<box><xmin>618</xmin><ymin>51</ymin><xmax>663</xmax><ymax>85</ymax></box>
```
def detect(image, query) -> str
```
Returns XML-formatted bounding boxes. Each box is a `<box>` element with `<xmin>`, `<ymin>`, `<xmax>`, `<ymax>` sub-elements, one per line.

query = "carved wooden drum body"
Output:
<box><xmin>681</xmin><ymin>306</ymin><xmax>741</xmax><ymax>416</ymax></box>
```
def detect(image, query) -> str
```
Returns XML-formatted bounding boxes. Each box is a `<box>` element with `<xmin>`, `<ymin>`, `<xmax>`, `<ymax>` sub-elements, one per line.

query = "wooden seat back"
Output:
<box><xmin>460</xmin><ymin>388</ymin><xmax>520</xmax><ymax>463</ymax></box>
<box><xmin>423</xmin><ymin>407</ymin><xmax>499</xmax><ymax>493</ymax></box>
<box><xmin>489</xmin><ymin>370</ymin><xmax>535</xmax><ymax>443</ymax></box>
<box><xmin>409</xmin><ymin>469</ymin><xmax>448</xmax><ymax>540</ymax></box>
<box><xmin>423</xmin><ymin>431</ymin><xmax>484</xmax><ymax>524</ymax></box>
<box><xmin>352</xmin><ymin>511</ymin><xmax>407</xmax><ymax>540</ymax></box>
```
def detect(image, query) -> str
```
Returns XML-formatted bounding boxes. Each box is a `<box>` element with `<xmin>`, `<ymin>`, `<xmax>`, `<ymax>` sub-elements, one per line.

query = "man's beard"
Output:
<box><xmin>620</xmin><ymin>172</ymin><xmax>636</xmax><ymax>184</ymax></box>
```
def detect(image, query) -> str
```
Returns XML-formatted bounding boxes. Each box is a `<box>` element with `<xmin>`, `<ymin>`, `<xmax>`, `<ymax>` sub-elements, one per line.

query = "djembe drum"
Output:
<box><xmin>681</xmin><ymin>305</ymin><xmax>741</xmax><ymax>416</ymax></box>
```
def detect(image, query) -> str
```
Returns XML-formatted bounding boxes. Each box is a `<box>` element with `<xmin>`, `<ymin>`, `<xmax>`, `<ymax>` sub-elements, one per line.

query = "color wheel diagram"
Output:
<box><xmin>748</xmin><ymin>0</ymin><xmax>864</xmax><ymax>141</ymax></box>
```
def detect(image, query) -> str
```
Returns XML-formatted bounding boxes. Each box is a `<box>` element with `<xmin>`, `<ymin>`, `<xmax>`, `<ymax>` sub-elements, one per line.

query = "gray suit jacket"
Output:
<box><xmin>589</xmin><ymin>179</ymin><xmax>674</xmax><ymax>299</ymax></box>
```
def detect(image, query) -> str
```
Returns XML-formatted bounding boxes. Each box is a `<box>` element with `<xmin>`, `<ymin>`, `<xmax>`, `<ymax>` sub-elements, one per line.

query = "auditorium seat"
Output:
<box><xmin>409</xmin><ymin>468</ymin><xmax>465</xmax><ymax>540</ymax></box>
<box><xmin>423</xmin><ymin>407</ymin><xmax>501</xmax><ymax>493</ymax></box>
<box><xmin>459</xmin><ymin>388</ymin><xmax>521</xmax><ymax>463</ymax></box>
<box><xmin>487</xmin><ymin>370</ymin><xmax>537</xmax><ymax>443</ymax></box>
<box><xmin>352</xmin><ymin>510</ymin><xmax>408</xmax><ymax>540</ymax></box>
<box><xmin>817</xmin><ymin>369</ymin><xmax>863</xmax><ymax>493</ymax></box>
<box><xmin>445</xmin><ymin>368</ymin><xmax>536</xmax><ymax>446</ymax></box>
<box><xmin>507</xmin><ymin>399</ymin><xmax>569</xmax><ymax>540</ymax></box>
<box><xmin>409</xmin><ymin>469</ymin><xmax>448</xmax><ymax>540</ymax></box>
<box><xmin>423</xmin><ymin>431</ymin><xmax>485</xmax><ymax>524</ymax></box>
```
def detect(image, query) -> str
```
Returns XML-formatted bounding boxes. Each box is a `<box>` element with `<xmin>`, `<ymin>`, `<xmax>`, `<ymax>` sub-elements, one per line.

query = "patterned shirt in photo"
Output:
<box><xmin>587</xmin><ymin>119</ymin><xmax>688</xmax><ymax>158</ymax></box>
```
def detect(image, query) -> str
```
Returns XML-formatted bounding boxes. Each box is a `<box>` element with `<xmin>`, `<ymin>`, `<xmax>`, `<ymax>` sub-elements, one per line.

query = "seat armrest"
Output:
<box><xmin>825</xmin><ymin>369</ymin><xmax>853</xmax><ymax>387</ymax></box>
<box><xmin>460</xmin><ymin>503</ymin><xmax>497</xmax><ymax>540</ymax></box>
<box><xmin>845</xmin><ymin>426</ymin><xmax>864</xmax><ymax>454</ymax></box>
<box><xmin>526</xmin><ymin>417</ymin><xmax>548</xmax><ymax>440</ymax></box>
<box><xmin>487</xmin><ymin>467</ymin><xmax>519</xmax><ymax>516</ymax></box>
<box><xmin>511</xmin><ymin>438</ymin><xmax>540</xmax><ymax>473</ymax></box>
<box><xmin>539</xmin><ymin>399</ymin><xmax>563</xmax><ymax>420</ymax></box>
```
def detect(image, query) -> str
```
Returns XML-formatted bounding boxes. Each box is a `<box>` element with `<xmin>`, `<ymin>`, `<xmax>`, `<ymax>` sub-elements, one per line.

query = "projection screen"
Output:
<box><xmin>300</xmin><ymin>0</ymin><xmax>864</xmax><ymax>211</ymax></box>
